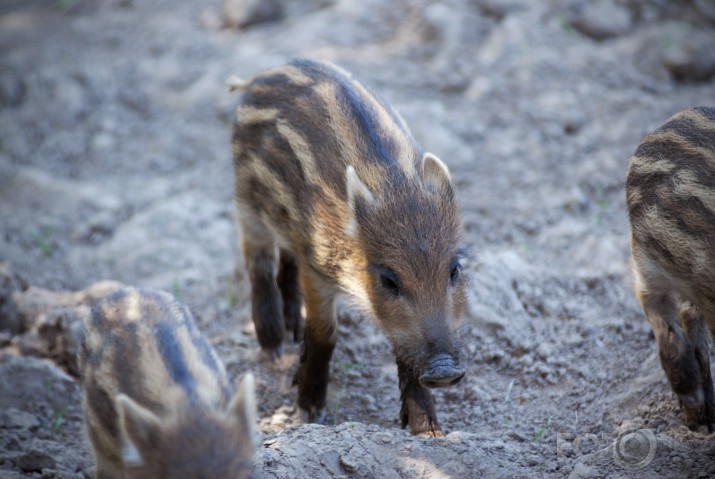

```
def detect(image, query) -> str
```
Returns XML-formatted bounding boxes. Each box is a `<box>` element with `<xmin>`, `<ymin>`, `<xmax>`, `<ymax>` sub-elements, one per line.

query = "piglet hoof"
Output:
<box><xmin>682</xmin><ymin>412</ymin><xmax>715</xmax><ymax>435</ymax></box>
<box><xmin>297</xmin><ymin>405</ymin><xmax>326</xmax><ymax>424</ymax></box>
<box><xmin>679</xmin><ymin>390</ymin><xmax>715</xmax><ymax>433</ymax></box>
<box><xmin>687</xmin><ymin>421</ymin><xmax>714</xmax><ymax>435</ymax></box>
<box><xmin>705</xmin><ymin>394</ymin><xmax>715</xmax><ymax>434</ymax></box>
<box><xmin>408</xmin><ymin>419</ymin><xmax>442</xmax><ymax>437</ymax></box>
<box><xmin>402</xmin><ymin>407</ymin><xmax>442</xmax><ymax>437</ymax></box>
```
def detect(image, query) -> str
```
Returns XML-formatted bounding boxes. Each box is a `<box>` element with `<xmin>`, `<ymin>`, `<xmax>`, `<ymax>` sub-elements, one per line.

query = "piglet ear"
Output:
<box><xmin>229</xmin><ymin>373</ymin><xmax>258</xmax><ymax>446</ymax></box>
<box><xmin>420</xmin><ymin>152</ymin><xmax>453</xmax><ymax>194</ymax></box>
<box><xmin>116</xmin><ymin>394</ymin><xmax>161</xmax><ymax>466</ymax></box>
<box><xmin>345</xmin><ymin>166</ymin><xmax>375</xmax><ymax>238</ymax></box>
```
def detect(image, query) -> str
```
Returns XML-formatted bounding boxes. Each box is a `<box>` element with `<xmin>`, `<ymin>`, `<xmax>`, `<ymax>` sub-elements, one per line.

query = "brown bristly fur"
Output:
<box><xmin>79</xmin><ymin>288</ymin><xmax>257</xmax><ymax>478</ymax></box>
<box><xmin>232</xmin><ymin>59</ymin><xmax>467</xmax><ymax>435</ymax></box>
<box><xmin>626</xmin><ymin>106</ymin><xmax>715</xmax><ymax>433</ymax></box>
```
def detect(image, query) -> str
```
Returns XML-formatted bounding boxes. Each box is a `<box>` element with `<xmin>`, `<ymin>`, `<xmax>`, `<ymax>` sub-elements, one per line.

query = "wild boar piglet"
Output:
<box><xmin>232</xmin><ymin>59</ymin><xmax>467</xmax><ymax>436</ymax></box>
<box><xmin>80</xmin><ymin>288</ymin><xmax>257</xmax><ymax>478</ymax></box>
<box><xmin>626</xmin><ymin>106</ymin><xmax>715</xmax><ymax>432</ymax></box>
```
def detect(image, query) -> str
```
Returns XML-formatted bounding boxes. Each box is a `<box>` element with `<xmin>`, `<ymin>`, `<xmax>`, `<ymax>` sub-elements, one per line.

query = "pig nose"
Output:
<box><xmin>419</xmin><ymin>353</ymin><xmax>465</xmax><ymax>388</ymax></box>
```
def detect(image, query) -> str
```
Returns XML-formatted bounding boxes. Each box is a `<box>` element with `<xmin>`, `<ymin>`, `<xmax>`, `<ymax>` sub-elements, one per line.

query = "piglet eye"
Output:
<box><xmin>450</xmin><ymin>262</ymin><xmax>462</xmax><ymax>285</ymax></box>
<box><xmin>380</xmin><ymin>269</ymin><xmax>401</xmax><ymax>296</ymax></box>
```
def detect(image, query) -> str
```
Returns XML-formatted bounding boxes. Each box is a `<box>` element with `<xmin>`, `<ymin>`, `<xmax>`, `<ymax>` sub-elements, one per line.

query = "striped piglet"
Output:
<box><xmin>80</xmin><ymin>288</ymin><xmax>257</xmax><ymax>478</ymax></box>
<box><xmin>627</xmin><ymin>106</ymin><xmax>715</xmax><ymax>432</ymax></box>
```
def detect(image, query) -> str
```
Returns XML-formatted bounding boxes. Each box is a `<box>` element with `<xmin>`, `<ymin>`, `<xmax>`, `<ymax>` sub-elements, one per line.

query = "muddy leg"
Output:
<box><xmin>240</xmin><ymin>223</ymin><xmax>284</xmax><ymax>358</ymax></box>
<box><xmin>277</xmin><ymin>250</ymin><xmax>303</xmax><ymax>343</ymax></box>
<box><xmin>397</xmin><ymin>359</ymin><xmax>441</xmax><ymax>437</ymax></box>
<box><xmin>293</xmin><ymin>271</ymin><xmax>336</xmax><ymax>423</ymax></box>
<box><xmin>642</xmin><ymin>292</ymin><xmax>709</xmax><ymax>431</ymax></box>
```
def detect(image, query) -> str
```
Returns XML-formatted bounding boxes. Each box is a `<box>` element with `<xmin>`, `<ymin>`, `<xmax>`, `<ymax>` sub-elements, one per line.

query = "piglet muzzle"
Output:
<box><xmin>419</xmin><ymin>353</ymin><xmax>465</xmax><ymax>388</ymax></box>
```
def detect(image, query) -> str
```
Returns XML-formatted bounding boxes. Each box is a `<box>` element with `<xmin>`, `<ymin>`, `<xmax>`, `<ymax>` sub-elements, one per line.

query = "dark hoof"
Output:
<box><xmin>404</xmin><ymin>411</ymin><xmax>442</xmax><ymax>437</ymax></box>
<box><xmin>692</xmin><ymin>424</ymin><xmax>715</xmax><ymax>435</ymax></box>
<box><xmin>420</xmin><ymin>353</ymin><xmax>465</xmax><ymax>388</ymax></box>
<box><xmin>297</xmin><ymin>405</ymin><xmax>326</xmax><ymax>424</ymax></box>
<box><xmin>685</xmin><ymin>416</ymin><xmax>715</xmax><ymax>435</ymax></box>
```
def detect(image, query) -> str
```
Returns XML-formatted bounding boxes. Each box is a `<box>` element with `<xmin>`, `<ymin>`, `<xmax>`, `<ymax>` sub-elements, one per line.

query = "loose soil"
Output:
<box><xmin>1</xmin><ymin>0</ymin><xmax>715</xmax><ymax>477</ymax></box>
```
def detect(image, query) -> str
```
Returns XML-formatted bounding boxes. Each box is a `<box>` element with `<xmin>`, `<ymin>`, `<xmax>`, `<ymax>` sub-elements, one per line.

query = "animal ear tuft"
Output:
<box><xmin>116</xmin><ymin>394</ymin><xmax>161</xmax><ymax>466</ymax></box>
<box><xmin>345</xmin><ymin>166</ymin><xmax>375</xmax><ymax>238</ymax></box>
<box><xmin>420</xmin><ymin>152</ymin><xmax>452</xmax><ymax>193</ymax></box>
<box><xmin>229</xmin><ymin>373</ymin><xmax>258</xmax><ymax>446</ymax></box>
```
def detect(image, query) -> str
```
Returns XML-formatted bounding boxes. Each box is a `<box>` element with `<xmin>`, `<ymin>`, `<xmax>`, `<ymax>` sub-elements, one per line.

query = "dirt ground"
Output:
<box><xmin>2</xmin><ymin>0</ymin><xmax>715</xmax><ymax>477</ymax></box>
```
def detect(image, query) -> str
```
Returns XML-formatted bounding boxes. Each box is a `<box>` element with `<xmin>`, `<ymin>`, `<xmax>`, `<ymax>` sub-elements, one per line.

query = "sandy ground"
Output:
<box><xmin>1</xmin><ymin>0</ymin><xmax>715</xmax><ymax>477</ymax></box>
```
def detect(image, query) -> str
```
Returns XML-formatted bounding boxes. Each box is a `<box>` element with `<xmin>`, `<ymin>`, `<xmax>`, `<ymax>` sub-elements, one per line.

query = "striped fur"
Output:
<box><xmin>626</xmin><ymin>106</ymin><xmax>715</xmax><ymax>432</ymax></box>
<box><xmin>232</xmin><ymin>59</ymin><xmax>466</xmax><ymax>436</ymax></box>
<box><xmin>79</xmin><ymin>288</ymin><xmax>256</xmax><ymax>478</ymax></box>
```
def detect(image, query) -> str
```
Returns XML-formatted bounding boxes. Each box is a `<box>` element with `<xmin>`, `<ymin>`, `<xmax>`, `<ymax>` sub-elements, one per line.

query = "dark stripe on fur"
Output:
<box><xmin>292</xmin><ymin>59</ymin><xmax>401</xmax><ymax>166</ymax></box>
<box><xmin>179</xmin><ymin>304</ymin><xmax>223</xmax><ymax>377</ymax></box>
<box><xmin>155</xmin><ymin>320</ymin><xmax>196</xmax><ymax>399</ymax></box>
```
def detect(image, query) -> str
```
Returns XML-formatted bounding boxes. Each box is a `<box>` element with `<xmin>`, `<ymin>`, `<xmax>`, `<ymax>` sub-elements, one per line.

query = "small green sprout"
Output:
<box><xmin>337</xmin><ymin>361</ymin><xmax>358</xmax><ymax>370</ymax></box>
<box><xmin>52</xmin><ymin>403</ymin><xmax>69</xmax><ymax>431</ymax></box>
<box><xmin>34</xmin><ymin>226</ymin><xmax>52</xmax><ymax>257</ymax></box>
<box><xmin>227</xmin><ymin>284</ymin><xmax>235</xmax><ymax>309</ymax></box>
<box><xmin>173</xmin><ymin>276</ymin><xmax>182</xmax><ymax>301</ymax></box>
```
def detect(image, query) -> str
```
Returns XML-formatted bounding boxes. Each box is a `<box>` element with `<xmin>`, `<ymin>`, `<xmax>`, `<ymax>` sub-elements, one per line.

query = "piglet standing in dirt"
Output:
<box><xmin>79</xmin><ymin>288</ymin><xmax>257</xmax><ymax>478</ymax></box>
<box><xmin>231</xmin><ymin>59</ymin><xmax>467</xmax><ymax>436</ymax></box>
<box><xmin>626</xmin><ymin>106</ymin><xmax>715</xmax><ymax>432</ymax></box>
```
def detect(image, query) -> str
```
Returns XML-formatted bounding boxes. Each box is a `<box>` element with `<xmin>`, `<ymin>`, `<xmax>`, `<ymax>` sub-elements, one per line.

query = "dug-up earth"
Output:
<box><xmin>2</xmin><ymin>0</ymin><xmax>715</xmax><ymax>477</ymax></box>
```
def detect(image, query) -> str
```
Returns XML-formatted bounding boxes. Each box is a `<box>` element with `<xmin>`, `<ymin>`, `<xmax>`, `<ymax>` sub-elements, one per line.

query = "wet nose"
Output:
<box><xmin>419</xmin><ymin>353</ymin><xmax>465</xmax><ymax>388</ymax></box>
